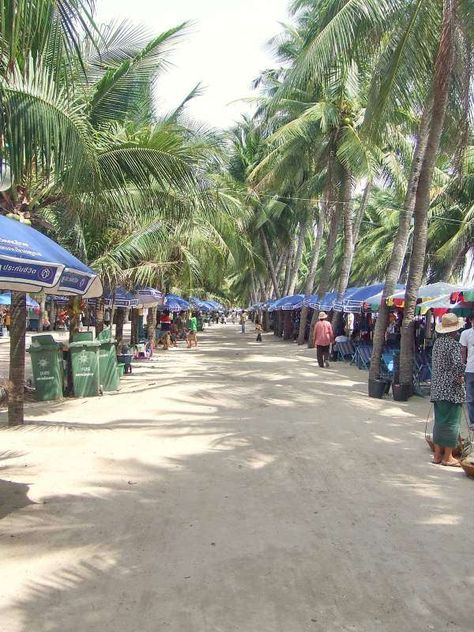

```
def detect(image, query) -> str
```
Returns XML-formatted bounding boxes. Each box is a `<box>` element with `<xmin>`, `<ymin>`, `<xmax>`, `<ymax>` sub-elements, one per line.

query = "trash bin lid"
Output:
<box><xmin>30</xmin><ymin>335</ymin><xmax>63</xmax><ymax>350</ymax></box>
<box><xmin>97</xmin><ymin>328</ymin><xmax>112</xmax><ymax>342</ymax></box>
<box><xmin>69</xmin><ymin>340</ymin><xmax>101</xmax><ymax>349</ymax></box>
<box><xmin>71</xmin><ymin>331</ymin><xmax>94</xmax><ymax>342</ymax></box>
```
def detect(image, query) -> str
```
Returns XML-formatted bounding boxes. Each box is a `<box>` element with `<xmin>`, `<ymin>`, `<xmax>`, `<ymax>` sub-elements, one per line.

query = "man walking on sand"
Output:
<box><xmin>313</xmin><ymin>312</ymin><xmax>334</xmax><ymax>368</ymax></box>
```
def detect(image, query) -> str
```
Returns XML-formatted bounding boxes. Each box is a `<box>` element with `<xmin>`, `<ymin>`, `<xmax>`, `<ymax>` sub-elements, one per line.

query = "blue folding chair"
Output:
<box><xmin>336</xmin><ymin>340</ymin><xmax>356</xmax><ymax>362</ymax></box>
<box><xmin>355</xmin><ymin>345</ymin><xmax>372</xmax><ymax>370</ymax></box>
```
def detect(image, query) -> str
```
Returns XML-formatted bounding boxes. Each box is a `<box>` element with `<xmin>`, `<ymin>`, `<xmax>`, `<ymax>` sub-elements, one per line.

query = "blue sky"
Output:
<box><xmin>96</xmin><ymin>0</ymin><xmax>290</xmax><ymax>128</ymax></box>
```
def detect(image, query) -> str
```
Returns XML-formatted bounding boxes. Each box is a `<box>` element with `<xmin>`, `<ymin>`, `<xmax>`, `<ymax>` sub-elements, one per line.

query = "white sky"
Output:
<box><xmin>95</xmin><ymin>0</ymin><xmax>290</xmax><ymax>129</ymax></box>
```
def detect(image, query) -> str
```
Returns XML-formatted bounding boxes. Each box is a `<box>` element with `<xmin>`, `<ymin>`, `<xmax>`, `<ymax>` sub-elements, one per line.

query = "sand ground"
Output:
<box><xmin>0</xmin><ymin>324</ymin><xmax>473</xmax><ymax>632</ymax></box>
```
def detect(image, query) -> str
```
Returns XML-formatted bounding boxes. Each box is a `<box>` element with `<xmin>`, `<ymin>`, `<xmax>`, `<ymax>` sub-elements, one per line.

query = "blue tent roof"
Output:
<box><xmin>342</xmin><ymin>283</ymin><xmax>387</xmax><ymax>312</ymax></box>
<box><xmin>161</xmin><ymin>294</ymin><xmax>190</xmax><ymax>312</ymax></box>
<box><xmin>269</xmin><ymin>294</ymin><xmax>305</xmax><ymax>311</ymax></box>
<box><xmin>104</xmin><ymin>288</ymin><xmax>139</xmax><ymax>308</ymax></box>
<box><xmin>0</xmin><ymin>215</ymin><xmax>102</xmax><ymax>297</ymax></box>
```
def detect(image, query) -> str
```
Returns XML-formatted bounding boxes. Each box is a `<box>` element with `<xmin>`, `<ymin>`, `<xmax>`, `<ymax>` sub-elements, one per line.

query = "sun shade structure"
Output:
<box><xmin>135</xmin><ymin>288</ymin><xmax>163</xmax><ymax>307</ymax></box>
<box><xmin>362</xmin><ymin>285</ymin><xmax>406</xmax><ymax>311</ymax></box>
<box><xmin>161</xmin><ymin>294</ymin><xmax>190</xmax><ymax>312</ymax></box>
<box><xmin>387</xmin><ymin>282</ymin><xmax>461</xmax><ymax>308</ymax></box>
<box><xmin>341</xmin><ymin>284</ymin><xmax>387</xmax><ymax>313</ymax></box>
<box><xmin>268</xmin><ymin>294</ymin><xmax>305</xmax><ymax>311</ymax></box>
<box><xmin>104</xmin><ymin>288</ymin><xmax>138</xmax><ymax>308</ymax></box>
<box><xmin>0</xmin><ymin>216</ymin><xmax>102</xmax><ymax>298</ymax></box>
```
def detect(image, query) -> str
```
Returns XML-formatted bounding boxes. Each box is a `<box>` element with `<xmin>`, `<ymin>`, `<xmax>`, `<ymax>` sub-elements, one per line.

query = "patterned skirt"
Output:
<box><xmin>433</xmin><ymin>401</ymin><xmax>462</xmax><ymax>448</ymax></box>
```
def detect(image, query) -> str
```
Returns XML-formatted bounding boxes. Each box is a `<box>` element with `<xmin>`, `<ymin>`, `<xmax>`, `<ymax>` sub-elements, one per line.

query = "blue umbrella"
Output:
<box><xmin>161</xmin><ymin>293</ymin><xmax>190</xmax><ymax>312</ymax></box>
<box><xmin>189</xmin><ymin>297</ymin><xmax>212</xmax><ymax>313</ymax></box>
<box><xmin>0</xmin><ymin>215</ymin><xmax>102</xmax><ymax>297</ymax></box>
<box><xmin>333</xmin><ymin>287</ymin><xmax>362</xmax><ymax>312</ymax></box>
<box><xmin>342</xmin><ymin>283</ymin><xmax>388</xmax><ymax>313</ymax></box>
<box><xmin>0</xmin><ymin>291</ymin><xmax>39</xmax><ymax>309</ymax></box>
<box><xmin>319</xmin><ymin>291</ymin><xmax>338</xmax><ymax>311</ymax></box>
<box><xmin>302</xmin><ymin>294</ymin><xmax>320</xmax><ymax>309</ymax></box>
<box><xmin>135</xmin><ymin>287</ymin><xmax>163</xmax><ymax>307</ymax></box>
<box><xmin>270</xmin><ymin>294</ymin><xmax>305</xmax><ymax>311</ymax></box>
<box><xmin>104</xmin><ymin>287</ymin><xmax>139</xmax><ymax>308</ymax></box>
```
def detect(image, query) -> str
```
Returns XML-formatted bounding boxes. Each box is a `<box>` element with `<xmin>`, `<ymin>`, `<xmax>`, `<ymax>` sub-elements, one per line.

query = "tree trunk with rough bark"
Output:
<box><xmin>369</xmin><ymin>96</ymin><xmax>432</xmax><ymax>381</ymax></box>
<box><xmin>307</xmin><ymin>207</ymin><xmax>340</xmax><ymax>348</ymax></box>
<box><xmin>288</xmin><ymin>215</ymin><xmax>309</xmax><ymax>296</ymax></box>
<box><xmin>147</xmin><ymin>307</ymin><xmax>157</xmax><ymax>345</ymax></box>
<box><xmin>332</xmin><ymin>168</ymin><xmax>354</xmax><ymax>334</ymax></box>
<box><xmin>261</xmin><ymin>229</ymin><xmax>280</xmax><ymax>297</ymax></box>
<box><xmin>95</xmin><ymin>299</ymin><xmax>105</xmax><ymax>335</ymax></box>
<box><xmin>115</xmin><ymin>308</ymin><xmax>125</xmax><ymax>348</ymax></box>
<box><xmin>8</xmin><ymin>292</ymin><xmax>26</xmax><ymax>426</ymax></box>
<box><xmin>298</xmin><ymin>210</ymin><xmax>326</xmax><ymax>344</ymax></box>
<box><xmin>399</xmin><ymin>0</ymin><xmax>457</xmax><ymax>388</ymax></box>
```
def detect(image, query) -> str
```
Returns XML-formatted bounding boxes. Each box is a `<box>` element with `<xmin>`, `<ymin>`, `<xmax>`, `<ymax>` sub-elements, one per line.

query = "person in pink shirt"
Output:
<box><xmin>313</xmin><ymin>311</ymin><xmax>335</xmax><ymax>368</ymax></box>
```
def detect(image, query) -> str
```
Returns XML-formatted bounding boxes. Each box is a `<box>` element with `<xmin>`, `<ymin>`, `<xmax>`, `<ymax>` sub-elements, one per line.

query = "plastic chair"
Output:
<box><xmin>335</xmin><ymin>341</ymin><xmax>355</xmax><ymax>362</ymax></box>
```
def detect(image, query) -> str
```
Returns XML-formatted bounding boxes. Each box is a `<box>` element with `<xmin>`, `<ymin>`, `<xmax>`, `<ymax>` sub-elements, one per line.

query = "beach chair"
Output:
<box><xmin>354</xmin><ymin>345</ymin><xmax>372</xmax><ymax>370</ymax></box>
<box><xmin>413</xmin><ymin>352</ymin><xmax>431</xmax><ymax>396</ymax></box>
<box><xmin>335</xmin><ymin>340</ymin><xmax>355</xmax><ymax>362</ymax></box>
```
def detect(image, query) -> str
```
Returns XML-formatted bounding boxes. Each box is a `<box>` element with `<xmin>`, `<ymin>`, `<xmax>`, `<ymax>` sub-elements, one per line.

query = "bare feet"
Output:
<box><xmin>432</xmin><ymin>457</ymin><xmax>442</xmax><ymax>465</ymax></box>
<box><xmin>441</xmin><ymin>459</ymin><xmax>461</xmax><ymax>467</ymax></box>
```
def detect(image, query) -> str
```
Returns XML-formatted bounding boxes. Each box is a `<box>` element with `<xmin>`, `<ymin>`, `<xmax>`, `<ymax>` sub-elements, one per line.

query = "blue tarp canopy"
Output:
<box><xmin>269</xmin><ymin>294</ymin><xmax>305</xmax><ymax>311</ymax></box>
<box><xmin>0</xmin><ymin>291</ymin><xmax>39</xmax><ymax>309</ymax></box>
<box><xmin>161</xmin><ymin>293</ymin><xmax>190</xmax><ymax>312</ymax></box>
<box><xmin>0</xmin><ymin>215</ymin><xmax>102</xmax><ymax>297</ymax></box>
<box><xmin>104</xmin><ymin>288</ymin><xmax>139</xmax><ymax>308</ymax></box>
<box><xmin>302</xmin><ymin>294</ymin><xmax>319</xmax><ymax>309</ymax></box>
<box><xmin>342</xmin><ymin>283</ymin><xmax>387</xmax><ymax>313</ymax></box>
<box><xmin>319</xmin><ymin>292</ymin><xmax>338</xmax><ymax>311</ymax></box>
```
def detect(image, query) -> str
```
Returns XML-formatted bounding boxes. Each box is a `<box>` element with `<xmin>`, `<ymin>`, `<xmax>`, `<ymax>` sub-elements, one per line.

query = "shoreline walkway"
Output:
<box><xmin>1</xmin><ymin>325</ymin><xmax>473</xmax><ymax>631</ymax></box>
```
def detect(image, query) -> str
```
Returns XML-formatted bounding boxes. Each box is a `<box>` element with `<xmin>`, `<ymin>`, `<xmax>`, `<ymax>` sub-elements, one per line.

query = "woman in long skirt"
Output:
<box><xmin>430</xmin><ymin>313</ymin><xmax>466</xmax><ymax>466</ymax></box>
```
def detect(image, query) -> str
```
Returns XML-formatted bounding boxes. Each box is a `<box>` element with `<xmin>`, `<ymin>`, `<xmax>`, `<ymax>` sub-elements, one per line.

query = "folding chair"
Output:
<box><xmin>355</xmin><ymin>345</ymin><xmax>372</xmax><ymax>370</ymax></box>
<box><xmin>336</xmin><ymin>340</ymin><xmax>355</xmax><ymax>362</ymax></box>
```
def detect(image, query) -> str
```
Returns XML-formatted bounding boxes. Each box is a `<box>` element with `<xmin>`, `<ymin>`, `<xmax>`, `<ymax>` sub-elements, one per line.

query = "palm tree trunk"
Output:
<box><xmin>283</xmin><ymin>240</ymin><xmax>295</xmax><ymax>296</ymax></box>
<box><xmin>399</xmin><ymin>0</ymin><xmax>458</xmax><ymax>388</ymax></box>
<box><xmin>95</xmin><ymin>298</ymin><xmax>105</xmax><ymax>335</ymax></box>
<box><xmin>308</xmin><ymin>205</ymin><xmax>340</xmax><ymax>348</ymax></box>
<box><xmin>38</xmin><ymin>294</ymin><xmax>46</xmax><ymax>332</ymax></box>
<box><xmin>298</xmin><ymin>209</ymin><xmax>326</xmax><ymax>344</ymax></box>
<box><xmin>352</xmin><ymin>182</ymin><xmax>371</xmax><ymax>247</ymax></box>
<box><xmin>115</xmin><ymin>307</ymin><xmax>125</xmax><ymax>348</ymax></box>
<box><xmin>8</xmin><ymin>292</ymin><xmax>26</xmax><ymax>426</ymax></box>
<box><xmin>288</xmin><ymin>215</ymin><xmax>309</xmax><ymax>295</ymax></box>
<box><xmin>332</xmin><ymin>167</ymin><xmax>354</xmax><ymax>334</ymax></box>
<box><xmin>261</xmin><ymin>229</ymin><xmax>280</xmax><ymax>297</ymax></box>
<box><xmin>369</xmin><ymin>95</ymin><xmax>432</xmax><ymax>381</ymax></box>
<box><xmin>147</xmin><ymin>307</ymin><xmax>157</xmax><ymax>345</ymax></box>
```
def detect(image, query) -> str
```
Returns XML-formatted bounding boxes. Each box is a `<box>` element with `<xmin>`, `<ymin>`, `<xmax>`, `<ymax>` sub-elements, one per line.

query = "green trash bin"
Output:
<box><xmin>69</xmin><ymin>339</ymin><xmax>101</xmax><ymax>397</ymax></box>
<box><xmin>97</xmin><ymin>329</ymin><xmax>119</xmax><ymax>392</ymax></box>
<box><xmin>28</xmin><ymin>335</ymin><xmax>64</xmax><ymax>401</ymax></box>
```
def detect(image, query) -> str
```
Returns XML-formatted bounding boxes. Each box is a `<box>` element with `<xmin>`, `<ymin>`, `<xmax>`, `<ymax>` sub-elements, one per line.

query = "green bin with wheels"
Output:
<box><xmin>69</xmin><ymin>339</ymin><xmax>101</xmax><ymax>397</ymax></box>
<box><xmin>97</xmin><ymin>329</ymin><xmax>120</xmax><ymax>392</ymax></box>
<box><xmin>28</xmin><ymin>335</ymin><xmax>64</xmax><ymax>401</ymax></box>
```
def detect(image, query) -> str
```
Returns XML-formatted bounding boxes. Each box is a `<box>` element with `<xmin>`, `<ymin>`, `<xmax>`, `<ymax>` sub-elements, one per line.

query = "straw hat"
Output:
<box><xmin>435</xmin><ymin>312</ymin><xmax>464</xmax><ymax>334</ymax></box>
<box><xmin>318</xmin><ymin>311</ymin><xmax>328</xmax><ymax>320</ymax></box>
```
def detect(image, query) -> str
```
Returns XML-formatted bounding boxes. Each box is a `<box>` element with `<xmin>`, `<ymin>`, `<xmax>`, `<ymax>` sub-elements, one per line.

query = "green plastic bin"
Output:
<box><xmin>28</xmin><ymin>335</ymin><xmax>64</xmax><ymax>401</ymax></box>
<box><xmin>97</xmin><ymin>329</ymin><xmax>119</xmax><ymax>392</ymax></box>
<box><xmin>69</xmin><ymin>340</ymin><xmax>101</xmax><ymax>397</ymax></box>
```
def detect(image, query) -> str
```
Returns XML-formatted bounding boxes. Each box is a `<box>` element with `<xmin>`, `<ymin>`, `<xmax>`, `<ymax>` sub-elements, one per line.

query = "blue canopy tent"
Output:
<box><xmin>161</xmin><ymin>294</ymin><xmax>190</xmax><ymax>312</ymax></box>
<box><xmin>303</xmin><ymin>294</ymin><xmax>320</xmax><ymax>309</ymax></box>
<box><xmin>0</xmin><ymin>215</ymin><xmax>102</xmax><ymax>426</ymax></box>
<box><xmin>104</xmin><ymin>288</ymin><xmax>138</xmax><ymax>308</ymax></box>
<box><xmin>333</xmin><ymin>287</ymin><xmax>362</xmax><ymax>312</ymax></box>
<box><xmin>319</xmin><ymin>292</ymin><xmax>338</xmax><ymax>312</ymax></box>
<box><xmin>0</xmin><ymin>292</ymin><xmax>39</xmax><ymax>309</ymax></box>
<box><xmin>134</xmin><ymin>288</ymin><xmax>163</xmax><ymax>307</ymax></box>
<box><xmin>0</xmin><ymin>215</ymin><xmax>102</xmax><ymax>298</ymax></box>
<box><xmin>189</xmin><ymin>297</ymin><xmax>212</xmax><ymax>312</ymax></box>
<box><xmin>342</xmin><ymin>283</ymin><xmax>388</xmax><ymax>313</ymax></box>
<box><xmin>276</xmin><ymin>294</ymin><xmax>305</xmax><ymax>311</ymax></box>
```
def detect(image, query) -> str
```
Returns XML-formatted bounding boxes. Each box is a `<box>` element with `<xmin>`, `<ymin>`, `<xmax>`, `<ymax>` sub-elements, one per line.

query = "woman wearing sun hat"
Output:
<box><xmin>430</xmin><ymin>313</ymin><xmax>466</xmax><ymax>466</ymax></box>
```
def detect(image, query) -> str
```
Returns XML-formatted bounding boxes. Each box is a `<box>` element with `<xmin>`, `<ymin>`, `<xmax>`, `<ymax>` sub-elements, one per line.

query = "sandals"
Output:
<box><xmin>441</xmin><ymin>460</ymin><xmax>461</xmax><ymax>467</ymax></box>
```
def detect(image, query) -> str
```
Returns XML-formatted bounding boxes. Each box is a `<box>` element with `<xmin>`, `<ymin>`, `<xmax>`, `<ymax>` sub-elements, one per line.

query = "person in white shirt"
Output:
<box><xmin>460</xmin><ymin>317</ymin><xmax>474</xmax><ymax>428</ymax></box>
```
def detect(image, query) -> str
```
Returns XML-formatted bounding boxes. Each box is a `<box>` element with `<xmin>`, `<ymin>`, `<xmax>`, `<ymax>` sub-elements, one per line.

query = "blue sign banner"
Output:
<box><xmin>0</xmin><ymin>257</ymin><xmax>60</xmax><ymax>287</ymax></box>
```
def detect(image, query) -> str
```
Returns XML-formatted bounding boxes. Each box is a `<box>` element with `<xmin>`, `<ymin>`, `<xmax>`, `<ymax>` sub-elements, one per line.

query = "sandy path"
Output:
<box><xmin>0</xmin><ymin>325</ymin><xmax>473</xmax><ymax>631</ymax></box>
